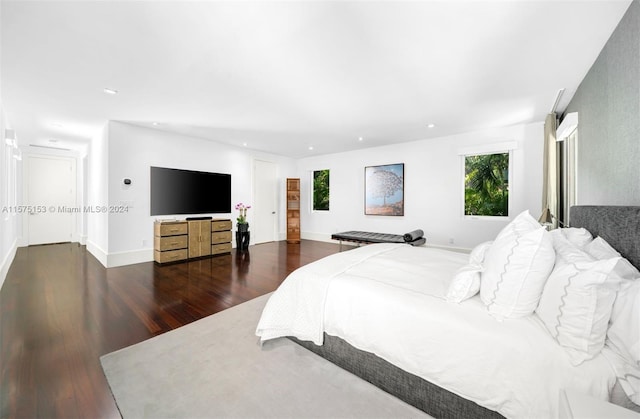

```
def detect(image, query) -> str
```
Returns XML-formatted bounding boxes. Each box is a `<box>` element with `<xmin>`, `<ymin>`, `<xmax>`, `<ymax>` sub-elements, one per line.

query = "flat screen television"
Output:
<box><xmin>150</xmin><ymin>166</ymin><xmax>231</xmax><ymax>216</ymax></box>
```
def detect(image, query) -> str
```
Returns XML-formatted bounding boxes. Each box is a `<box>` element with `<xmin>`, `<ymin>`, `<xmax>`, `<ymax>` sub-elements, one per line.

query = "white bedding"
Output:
<box><xmin>256</xmin><ymin>244</ymin><xmax>617</xmax><ymax>418</ymax></box>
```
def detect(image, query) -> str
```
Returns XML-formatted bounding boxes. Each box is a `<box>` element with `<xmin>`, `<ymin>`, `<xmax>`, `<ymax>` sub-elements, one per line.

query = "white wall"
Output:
<box><xmin>78</xmin><ymin>155</ymin><xmax>88</xmax><ymax>245</ymax></box>
<box><xmin>86</xmin><ymin>123</ymin><xmax>109</xmax><ymax>266</ymax></box>
<box><xmin>296</xmin><ymin>122</ymin><xmax>544</xmax><ymax>249</ymax></box>
<box><xmin>82</xmin><ymin>120</ymin><xmax>543</xmax><ymax>268</ymax></box>
<box><xmin>102</xmin><ymin>121</ymin><xmax>296</xmax><ymax>267</ymax></box>
<box><xmin>0</xmin><ymin>103</ymin><xmax>20</xmax><ymax>291</ymax></box>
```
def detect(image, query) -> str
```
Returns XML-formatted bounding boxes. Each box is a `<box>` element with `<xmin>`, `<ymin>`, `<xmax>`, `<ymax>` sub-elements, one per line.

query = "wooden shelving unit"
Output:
<box><xmin>286</xmin><ymin>178</ymin><xmax>301</xmax><ymax>243</ymax></box>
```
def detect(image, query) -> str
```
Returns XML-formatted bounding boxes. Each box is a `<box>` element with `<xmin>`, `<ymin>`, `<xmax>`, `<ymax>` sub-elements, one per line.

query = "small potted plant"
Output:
<box><xmin>235</xmin><ymin>202</ymin><xmax>251</xmax><ymax>233</ymax></box>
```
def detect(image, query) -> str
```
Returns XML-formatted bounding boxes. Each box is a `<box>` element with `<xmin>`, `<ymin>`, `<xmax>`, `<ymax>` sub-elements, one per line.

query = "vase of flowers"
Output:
<box><xmin>235</xmin><ymin>202</ymin><xmax>251</xmax><ymax>232</ymax></box>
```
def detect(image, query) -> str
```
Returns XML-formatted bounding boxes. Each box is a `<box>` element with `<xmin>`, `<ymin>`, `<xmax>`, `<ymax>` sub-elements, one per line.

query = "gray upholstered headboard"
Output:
<box><xmin>570</xmin><ymin>206</ymin><xmax>640</xmax><ymax>270</ymax></box>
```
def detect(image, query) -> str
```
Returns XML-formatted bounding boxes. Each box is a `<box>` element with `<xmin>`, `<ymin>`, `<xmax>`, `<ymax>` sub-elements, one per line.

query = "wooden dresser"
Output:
<box><xmin>154</xmin><ymin>219</ymin><xmax>232</xmax><ymax>264</ymax></box>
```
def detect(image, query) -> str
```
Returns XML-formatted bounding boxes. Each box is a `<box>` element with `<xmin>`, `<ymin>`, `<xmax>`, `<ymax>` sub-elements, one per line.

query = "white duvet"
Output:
<box><xmin>256</xmin><ymin>243</ymin><xmax>616</xmax><ymax>418</ymax></box>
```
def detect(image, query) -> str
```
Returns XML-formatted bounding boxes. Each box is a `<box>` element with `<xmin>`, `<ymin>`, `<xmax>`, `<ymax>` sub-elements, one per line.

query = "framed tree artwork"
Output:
<box><xmin>365</xmin><ymin>163</ymin><xmax>404</xmax><ymax>216</ymax></box>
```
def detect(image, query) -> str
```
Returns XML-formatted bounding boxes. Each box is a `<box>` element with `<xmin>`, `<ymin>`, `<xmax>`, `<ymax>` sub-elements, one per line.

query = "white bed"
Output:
<box><xmin>257</xmin><ymin>243</ymin><xmax>615</xmax><ymax>418</ymax></box>
<box><xmin>256</xmin><ymin>206</ymin><xmax>640</xmax><ymax>418</ymax></box>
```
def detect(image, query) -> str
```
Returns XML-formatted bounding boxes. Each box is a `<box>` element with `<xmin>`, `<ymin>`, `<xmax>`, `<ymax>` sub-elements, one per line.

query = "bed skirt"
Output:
<box><xmin>289</xmin><ymin>334</ymin><xmax>504</xmax><ymax>419</ymax></box>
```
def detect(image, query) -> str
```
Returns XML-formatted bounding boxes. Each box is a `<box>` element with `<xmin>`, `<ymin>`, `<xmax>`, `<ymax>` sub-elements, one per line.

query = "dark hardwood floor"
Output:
<box><xmin>0</xmin><ymin>240</ymin><xmax>344</xmax><ymax>418</ymax></box>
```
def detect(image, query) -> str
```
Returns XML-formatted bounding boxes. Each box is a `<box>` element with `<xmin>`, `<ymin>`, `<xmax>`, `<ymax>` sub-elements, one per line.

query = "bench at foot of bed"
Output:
<box><xmin>331</xmin><ymin>230</ymin><xmax>426</xmax><ymax>248</ymax></box>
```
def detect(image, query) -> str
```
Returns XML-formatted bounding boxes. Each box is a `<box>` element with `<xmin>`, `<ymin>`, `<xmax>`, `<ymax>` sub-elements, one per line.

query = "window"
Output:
<box><xmin>464</xmin><ymin>152</ymin><xmax>509</xmax><ymax>216</ymax></box>
<box><xmin>312</xmin><ymin>169</ymin><xmax>330</xmax><ymax>211</ymax></box>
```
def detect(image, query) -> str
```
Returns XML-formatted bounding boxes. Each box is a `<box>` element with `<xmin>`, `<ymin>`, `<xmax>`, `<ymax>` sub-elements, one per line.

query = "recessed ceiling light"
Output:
<box><xmin>308</xmin><ymin>146</ymin><xmax>314</xmax><ymax>151</ymax></box>
<box><xmin>103</xmin><ymin>87</ymin><xmax>118</xmax><ymax>95</ymax></box>
<box><xmin>152</xmin><ymin>122</ymin><xmax>159</xmax><ymax>126</ymax></box>
<box><xmin>358</xmin><ymin>137</ymin><xmax>364</xmax><ymax>142</ymax></box>
<box><xmin>242</xmin><ymin>142</ymin><xmax>247</xmax><ymax>147</ymax></box>
<box><xmin>427</xmin><ymin>123</ymin><xmax>435</xmax><ymax>128</ymax></box>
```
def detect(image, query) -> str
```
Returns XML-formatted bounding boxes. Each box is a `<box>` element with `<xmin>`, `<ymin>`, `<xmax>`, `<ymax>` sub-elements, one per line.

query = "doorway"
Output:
<box><xmin>253</xmin><ymin>160</ymin><xmax>277</xmax><ymax>244</ymax></box>
<box><xmin>27</xmin><ymin>155</ymin><xmax>76</xmax><ymax>245</ymax></box>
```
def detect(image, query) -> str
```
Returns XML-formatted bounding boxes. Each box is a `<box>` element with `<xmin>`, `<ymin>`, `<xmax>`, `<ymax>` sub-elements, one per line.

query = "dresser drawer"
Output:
<box><xmin>211</xmin><ymin>243</ymin><xmax>232</xmax><ymax>255</ymax></box>
<box><xmin>155</xmin><ymin>235</ymin><xmax>188</xmax><ymax>251</ymax></box>
<box><xmin>211</xmin><ymin>231</ymin><xmax>232</xmax><ymax>244</ymax></box>
<box><xmin>155</xmin><ymin>222</ymin><xmax>188</xmax><ymax>236</ymax></box>
<box><xmin>211</xmin><ymin>220</ymin><xmax>232</xmax><ymax>232</ymax></box>
<box><xmin>154</xmin><ymin>249</ymin><xmax>188</xmax><ymax>264</ymax></box>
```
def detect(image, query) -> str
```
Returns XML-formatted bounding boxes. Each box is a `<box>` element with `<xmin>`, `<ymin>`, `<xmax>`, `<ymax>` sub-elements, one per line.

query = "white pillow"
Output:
<box><xmin>480</xmin><ymin>211</ymin><xmax>556</xmax><ymax>319</ymax></box>
<box><xmin>584</xmin><ymin>236</ymin><xmax>640</xmax><ymax>280</ymax></box>
<box><xmin>550</xmin><ymin>227</ymin><xmax>593</xmax><ymax>248</ymax></box>
<box><xmin>469</xmin><ymin>241</ymin><xmax>492</xmax><ymax>265</ymax></box>
<box><xmin>446</xmin><ymin>241</ymin><xmax>493</xmax><ymax>304</ymax></box>
<box><xmin>535</xmin><ymin>234</ymin><xmax>621</xmax><ymax>366</ymax></box>
<box><xmin>447</xmin><ymin>264</ymin><xmax>482</xmax><ymax>303</ymax></box>
<box><xmin>605</xmin><ymin>280</ymin><xmax>640</xmax><ymax>404</ymax></box>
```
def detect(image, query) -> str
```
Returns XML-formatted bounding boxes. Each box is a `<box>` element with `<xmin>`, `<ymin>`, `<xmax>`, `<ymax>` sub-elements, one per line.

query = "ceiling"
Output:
<box><xmin>0</xmin><ymin>1</ymin><xmax>632</xmax><ymax>158</ymax></box>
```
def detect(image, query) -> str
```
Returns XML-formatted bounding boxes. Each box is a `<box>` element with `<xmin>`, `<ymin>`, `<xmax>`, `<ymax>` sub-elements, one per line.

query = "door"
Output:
<box><xmin>27</xmin><ymin>155</ymin><xmax>76</xmax><ymax>245</ymax></box>
<box><xmin>253</xmin><ymin>160</ymin><xmax>277</xmax><ymax>244</ymax></box>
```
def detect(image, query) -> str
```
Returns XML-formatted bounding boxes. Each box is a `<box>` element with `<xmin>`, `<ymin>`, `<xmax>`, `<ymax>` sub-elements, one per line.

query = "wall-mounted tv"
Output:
<box><xmin>150</xmin><ymin>166</ymin><xmax>231</xmax><ymax>216</ymax></box>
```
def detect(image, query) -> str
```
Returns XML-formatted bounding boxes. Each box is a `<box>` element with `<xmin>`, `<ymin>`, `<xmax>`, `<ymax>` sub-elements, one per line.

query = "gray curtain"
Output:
<box><xmin>541</xmin><ymin>113</ymin><xmax>558</xmax><ymax>228</ymax></box>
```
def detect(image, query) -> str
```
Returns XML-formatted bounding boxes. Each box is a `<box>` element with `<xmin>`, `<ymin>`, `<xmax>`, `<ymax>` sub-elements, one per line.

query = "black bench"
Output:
<box><xmin>331</xmin><ymin>230</ymin><xmax>426</xmax><ymax>248</ymax></box>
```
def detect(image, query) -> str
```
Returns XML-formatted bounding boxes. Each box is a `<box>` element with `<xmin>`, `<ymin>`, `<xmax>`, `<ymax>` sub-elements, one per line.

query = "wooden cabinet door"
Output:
<box><xmin>200</xmin><ymin>222</ymin><xmax>211</xmax><ymax>254</ymax></box>
<box><xmin>188</xmin><ymin>221</ymin><xmax>201</xmax><ymax>257</ymax></box>
<box><xmin>188</xmin><ymin>221</ymin><xmax>211</xmax><ymax>258</ymax></box>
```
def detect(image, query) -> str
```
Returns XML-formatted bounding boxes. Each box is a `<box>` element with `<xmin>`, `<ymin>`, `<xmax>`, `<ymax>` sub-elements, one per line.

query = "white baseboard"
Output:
<box><xmin>107</xmin><ymin>248</ymin><xmax>154</xmax><ymax>268</ymax></box>
<box><xmin>301</xmin><ymin>232</ymin><xmax>335</xmax><ymax>244</ymax></box>
<box><xmin>275</xmin><ymin>232</ymin><xmax>337</xmax><ymax>244</ymax></box>
<box><xmin>86</xmin><ymin>240</ymin><xmax>108</xmax><ymax>267</ymax></box>
<box><xmin>0</xmin><ymin>239</ymin><xmax>18</xmax><ymax>292</ymax></box>
<box><xmin>86</xmin><ymin>241</ymin><xmax>154</xmax><ymax>268</ymax></box>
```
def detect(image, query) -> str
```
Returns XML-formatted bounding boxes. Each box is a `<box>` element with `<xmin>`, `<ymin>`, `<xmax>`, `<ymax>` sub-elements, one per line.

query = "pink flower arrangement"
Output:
<box><xmin>235</xmin><ymin>202</ymin><xmax>251</xmax><ymax>224</ymax></box>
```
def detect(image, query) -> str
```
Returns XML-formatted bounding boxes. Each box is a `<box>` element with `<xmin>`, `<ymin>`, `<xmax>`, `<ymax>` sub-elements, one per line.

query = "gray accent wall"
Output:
<box><xmin>564</xmin><ymin>0</ymin><xmax>639</xmax><ymax>205</ymax></box>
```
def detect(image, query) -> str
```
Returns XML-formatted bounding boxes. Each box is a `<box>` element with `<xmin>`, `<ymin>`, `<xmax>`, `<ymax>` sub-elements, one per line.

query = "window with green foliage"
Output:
<box><xmin>313</xmin><ymin>169</ymin><xmax>330</xmax><ymax>211</ymax></box>
<box><xmin>464</xmin><ymin>152</ymin><xmax>509</xmax><ymax>216</ymax></box>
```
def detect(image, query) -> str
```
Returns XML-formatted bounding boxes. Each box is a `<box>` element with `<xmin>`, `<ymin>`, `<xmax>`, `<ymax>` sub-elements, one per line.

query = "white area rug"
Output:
<box><xmin>101</xmin><ymin>293</ymin><xmax>429</xmax><ymax>418</ymax></box>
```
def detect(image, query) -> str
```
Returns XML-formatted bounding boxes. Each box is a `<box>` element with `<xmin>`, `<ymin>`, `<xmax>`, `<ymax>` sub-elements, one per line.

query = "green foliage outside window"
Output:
<box><xmin>465</xmin><ymin>153</ymin><xmax>509</xmax><ymax>216</ymax></box>
<box><xmin>313</xmin><ymin>169</ymin><xmax>330</xmax><ymax>211</ymax></box>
